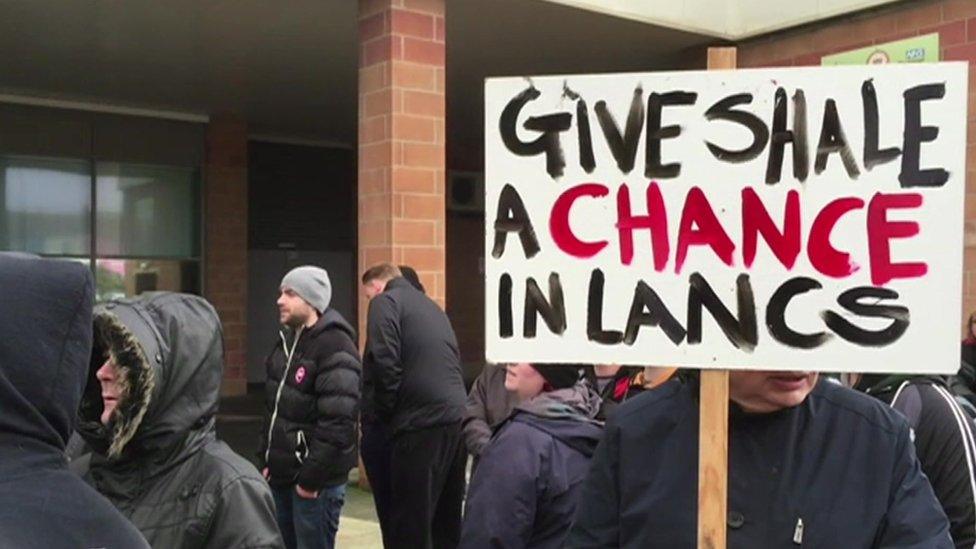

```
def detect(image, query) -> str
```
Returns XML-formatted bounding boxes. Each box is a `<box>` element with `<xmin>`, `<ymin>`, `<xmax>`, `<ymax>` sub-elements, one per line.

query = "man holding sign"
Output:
<box><xmin>484</xmin><ymin>58</ymin><xmax>969</xmax><ymax>547</ymax></box>
<box><xmin>566</xmin><ymin>370</ymin><xmax>951</xmax><ymax>547</ymax></box>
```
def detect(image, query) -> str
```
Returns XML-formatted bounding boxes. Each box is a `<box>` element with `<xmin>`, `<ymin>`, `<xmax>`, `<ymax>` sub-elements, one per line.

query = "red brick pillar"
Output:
<box><xmin>358</xmin><ymin>0</ymin><xmax>447</xmax><ymax>339</ymax></box>
<box><xmin>205</xmin><ymin>114</ymin><xmax>249</xmax><ymax>396</ymax></box>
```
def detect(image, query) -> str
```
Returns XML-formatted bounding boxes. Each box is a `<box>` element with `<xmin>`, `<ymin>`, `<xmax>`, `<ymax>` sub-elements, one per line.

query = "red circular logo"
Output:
<box><xmin>295</xmin><ymin>366</ymin><xmax>307</xmax><ymax>384</ymax></box>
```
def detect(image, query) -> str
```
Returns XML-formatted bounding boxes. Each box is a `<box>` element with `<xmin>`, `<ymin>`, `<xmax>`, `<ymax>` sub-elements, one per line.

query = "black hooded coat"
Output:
<box><xmin>0</xmin><ymin>254</ymin><xmax>149</xmax><ymax>549</ymax></box>
<box><xmin>72</xmin><ymin>292</ymin><xmax>283</xmax><ymax>548</ymax></box>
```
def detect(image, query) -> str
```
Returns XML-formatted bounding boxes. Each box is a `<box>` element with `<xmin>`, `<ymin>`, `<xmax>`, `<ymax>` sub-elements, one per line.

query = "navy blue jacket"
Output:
<box><xmin>461</xmin><ymin>411</ymin><xmax>602</xmax><ymax>548</ymax></box>
<box><xmin>858</xmin><ymin>375</ymin><xmax>976</xmax><ymax>548</ymax></box>
<box><xmin>0</xmin><ymin>254</ymin><xmax>148</xmax><ymax>549</ymax></box>
<box><xmin>567</xmin><ymin>378</ymin><xmax>952</xmax><ymax>548</ymax></box>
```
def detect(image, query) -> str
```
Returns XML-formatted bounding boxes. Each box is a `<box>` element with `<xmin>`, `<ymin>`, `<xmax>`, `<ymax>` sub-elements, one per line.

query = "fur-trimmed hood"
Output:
<box><xmin>77</xmin><ymin>292</ymin><xmax>224</xmax><ymax>460</ymax></box>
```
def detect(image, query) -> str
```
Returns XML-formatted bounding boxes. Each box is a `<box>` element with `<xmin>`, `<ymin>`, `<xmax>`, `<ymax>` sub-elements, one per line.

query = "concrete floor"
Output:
<box><xmin>217</xmin><ymin>392</ymin><xmax>383</xmax><ymax>548</ymax></box>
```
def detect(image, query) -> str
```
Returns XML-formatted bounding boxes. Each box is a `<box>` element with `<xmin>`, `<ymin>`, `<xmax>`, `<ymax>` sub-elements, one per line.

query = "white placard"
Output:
<box><xmin>484</xmin><ymin>63</ymin><xmax>967</xmax><ymax>374</ymax></box>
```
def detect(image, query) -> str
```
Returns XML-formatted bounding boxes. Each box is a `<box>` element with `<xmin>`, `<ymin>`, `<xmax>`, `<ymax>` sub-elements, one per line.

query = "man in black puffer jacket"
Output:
<box><xmin>258</xmin><ymin>266</ymin><xmax>361</xmax><ymax>549</ymax></box>
<box><xmin>0</xmin><ymin>253</ymin><xmax>149</xmax><ymax>549</ymax></box>
<box><xmin>72</xmin><ymin>292</ymin><xmax>282</xmax><ymax>548</ymax></box>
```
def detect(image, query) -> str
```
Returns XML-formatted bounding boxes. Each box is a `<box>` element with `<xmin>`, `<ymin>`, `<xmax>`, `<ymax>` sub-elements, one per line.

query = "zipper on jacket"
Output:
<box><xmin>793</xmin><ymin>517</ymin><xmax>803</xmax><ymax>545</ymax></box>
<box><xmin>265</xmin><ymin>327</ymin><xmax>304</xmax><ymax>465</ymax></box>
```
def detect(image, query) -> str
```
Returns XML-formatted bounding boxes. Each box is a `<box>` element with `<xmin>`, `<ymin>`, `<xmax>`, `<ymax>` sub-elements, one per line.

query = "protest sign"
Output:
<box><xmin>485</xmin><ymin>61</ymin><xmax>968</xmax><ymax>374</ymax></box>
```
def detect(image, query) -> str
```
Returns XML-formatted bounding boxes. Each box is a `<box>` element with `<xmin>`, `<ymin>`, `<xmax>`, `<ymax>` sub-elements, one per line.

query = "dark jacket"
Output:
<box><xmin>0</xmin><ymin>254</ymin><xmax>149</xmax><ymax>549</ymax></box>
<box><xmin>258</xmin><ymin>309</ymin><xmax>361</xmax><ymax>490</ymax></box>
<box><xmin>363</xmin><ymin>277</ymin><xmax>466</xmax><ymax>435</ymax></box>
<box><xmin>858</xmin><ymin>375</ymin><xmax>976</xmax><ymax>549</ymax></box>
<box><xmin>73</xmin><ymin>293</ymin><xmax>283</xmax><ymax>549</ymax></box>
<box><xmin>461</xmin><ymin>382</ymin><xmax>603</xmax><ymax>549</ymax></box>
<box><xmin>463</xmin><ymin>363</ymin><xmax>519</xmax><ymax>457</ymax></box>
<box><xmin>567</xmin><ymin>377</ymin><xmax>952</xmax><ymax>548</ymax></box>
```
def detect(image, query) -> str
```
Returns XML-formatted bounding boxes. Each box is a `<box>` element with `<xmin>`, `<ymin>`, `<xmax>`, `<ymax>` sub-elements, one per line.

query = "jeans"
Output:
<box><xmin>272</xmin><ymin>483</ymin><xmax>346</xmax><ymax>549</ymax></box>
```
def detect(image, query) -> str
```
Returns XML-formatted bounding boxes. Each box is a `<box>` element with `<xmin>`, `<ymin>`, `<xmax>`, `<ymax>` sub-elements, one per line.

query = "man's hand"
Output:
<box><xmin>295</xmin><ymin>484</ymin><xmax>319</xmax><ymax>499</ymax></box>
<box><xmin>262</xmin><ymin>467</ymin><xmax>269</xmax><ymax>480</ymax></box>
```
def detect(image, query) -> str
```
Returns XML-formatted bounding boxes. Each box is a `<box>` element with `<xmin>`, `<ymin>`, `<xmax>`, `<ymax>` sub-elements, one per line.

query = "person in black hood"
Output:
<box><xmin>0</xmin><ymin>253</ymin><xmax>149</xmax><ymax>549</ymax></box>
<box><xmin>362</xmin><ymin>262</ymin><xmax>468</xmax><ymax>549</ymax></box>
<box><xmin>72</xmin><ymin>291</ymin><xmax>282</xmax><ymax>548</ymax></box>
<box><xmin>852</xmin><ymin>373</ymin><xmax>976</xmax><ymax>548</ymax></box>
<box><xmin>567</xmin><ymin>370</ymin><xmax>952</xmax><ymax>548</ymax></box>
<box><xmin>461</xmin><ymin>363</ymin><xmax>603</xmax><ymax>548</ymax></box>
<box><xmin>258</xmin><ymin>266</ymin><xmax>361</xmax><ymax>549</ymax></box>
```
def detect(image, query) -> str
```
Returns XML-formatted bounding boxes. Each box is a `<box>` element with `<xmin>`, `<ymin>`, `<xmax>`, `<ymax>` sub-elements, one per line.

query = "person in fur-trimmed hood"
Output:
<box><xmin>71</xmin><ymin>292</ymin><xmax>283</xmax><ymax>549</ymax></box>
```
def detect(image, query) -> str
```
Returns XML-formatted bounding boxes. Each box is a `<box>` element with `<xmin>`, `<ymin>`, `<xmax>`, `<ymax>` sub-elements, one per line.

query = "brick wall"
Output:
<box><xmin>205</xmin><ymin>115</ymin><xmax>249</xmax><ymax>396</ymax></box>
<box><xmin>738</xmin><ymin>0</ymin><xmax>976</xmax><ymax>335</ymax></box>
<box><xmin>358</xmin><ymin>0</ymin><xmax>447</xmax><ymax>341</ymax></box>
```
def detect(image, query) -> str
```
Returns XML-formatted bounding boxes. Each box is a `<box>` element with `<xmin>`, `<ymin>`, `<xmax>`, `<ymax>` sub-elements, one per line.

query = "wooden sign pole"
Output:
<box><xmin>698</xmin><ymin>46</ymin><xmax>736</xmax><ymax>549</ymax></box>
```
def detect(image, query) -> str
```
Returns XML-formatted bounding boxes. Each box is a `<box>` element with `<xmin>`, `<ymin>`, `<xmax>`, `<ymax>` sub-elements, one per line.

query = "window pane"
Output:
<box><xmin>0</xmin><ymin>155</ymin><xmax>91</xmax><ymax>255</ymax></box>
<box><xmin>96</xmin><ymin>163</ymin><xmax>200</xmax><ymax>258</ymax></box>
<box><xmin>95</xmin><ymin>259</ymin><xmax>200</xmax><ymax>302</ymax></box>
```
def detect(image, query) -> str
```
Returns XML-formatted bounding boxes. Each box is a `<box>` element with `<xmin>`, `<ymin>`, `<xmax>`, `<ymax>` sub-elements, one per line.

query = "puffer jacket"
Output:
<box><xmin>461</xmin><ymin>381</ymin><xmax>604</xmax><ymax>548</ymax></box>
<box><xmin>258</xmin><ymin>309</ymin><xmax>361</xmax><ymax>490</ymax></box>
<box><xmin>0</xmin><ymin>254</ymin><xmax>149</xmax><ymax>549</ymax></box>
<box><xmin>72</xmin><ymin>293</ymin><xmax>283</xmax><ymax>549</ymax></box>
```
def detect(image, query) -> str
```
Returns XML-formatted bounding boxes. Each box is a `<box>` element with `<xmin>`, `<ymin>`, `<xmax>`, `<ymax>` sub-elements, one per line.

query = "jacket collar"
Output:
<box><xmin>384</xmin><ymin>277</ymin><xmax>413</xmax><ymax>292</ymax></box>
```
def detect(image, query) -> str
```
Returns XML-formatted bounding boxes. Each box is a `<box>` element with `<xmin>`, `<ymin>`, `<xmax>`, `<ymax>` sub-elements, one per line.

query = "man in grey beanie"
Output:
<box><xmin>258</xmin><ymin>265</ymin><xmax>362</xmax><ymax>549</ymax></box>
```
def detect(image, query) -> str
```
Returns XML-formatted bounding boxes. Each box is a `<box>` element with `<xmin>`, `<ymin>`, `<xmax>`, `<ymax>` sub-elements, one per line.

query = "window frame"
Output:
<box><xmin>0</xmin><ymin>152</ymin><xmax>205</xmax><ymax>300</ymax></box>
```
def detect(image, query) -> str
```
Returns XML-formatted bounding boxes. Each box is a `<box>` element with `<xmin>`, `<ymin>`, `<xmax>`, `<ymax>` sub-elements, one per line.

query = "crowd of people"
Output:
<box><xmin>4</xmin><ymin>252</ymin><xmax>976</xmax><ymax>548</ymax></box>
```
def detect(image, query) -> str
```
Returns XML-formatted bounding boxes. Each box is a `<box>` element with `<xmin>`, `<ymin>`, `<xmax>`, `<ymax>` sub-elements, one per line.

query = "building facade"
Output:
<box><xmin>0</xmin><ymin>0</ymin><xmax>972</xmax><ymax>395</ymax></box>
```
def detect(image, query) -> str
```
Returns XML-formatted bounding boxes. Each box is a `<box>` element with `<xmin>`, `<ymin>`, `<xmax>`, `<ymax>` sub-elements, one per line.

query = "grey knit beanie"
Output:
<box><xmin>281</xmin><ymin>266</ymin><xmax>332</xmax><ymax>313</ymax></box>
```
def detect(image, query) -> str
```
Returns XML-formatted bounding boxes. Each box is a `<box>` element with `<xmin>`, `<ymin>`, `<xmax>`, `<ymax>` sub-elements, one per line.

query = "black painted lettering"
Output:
<box><xmin>862</xmin><ymin>79</ymin><xmax>901</xmax><ymax>171</ymax></box>
<box><xmin>492</xmin><ymin>184</ymin><xmax>540</xmax><ymax>259</ymax></box>
<box><xmin>822</xmin><ymin>286</ymin><xmax>909</xmax><ymax>346</ymax></box>
<box><xmin>499</xmin><ymin>86</ymin><xmax>572</xmax><ymax>178</ymax></box>
<box><xmin>900</xmin><ymin>83</ymin><xmax>949</xmax><ymax>188</ymax></box>
<box><xmin>766</xmin><ymin>88</ymin><xmax>809</xmax><ymax>184</ymax></box>
<box><xmin>704</xmin><ymin>93</ymin><xmax>769</xmax><ymax>163</ymax></box>
<box><xmin>524</xmin><ymin>273</ymin><xmax>567</xmax><ymax>338</ymax></box>
<box><xmin>499</xmin><ymin>274</ymin><xmax>513</xmax><ymax>338</ymax></box>
<box><xmin>814</xmin><ymin>98</ymin><xmax>861</xmax><ymax>179</ymax></box>
<box><xmin>623</xmin><ymin>280</ymin><xmax>686</xmax><ymax>345</ymax></box>
<box><xmin>687</xmin><ymin>273</ymin><xmax>757</xmax><ymax>352</ymax></box>
<box><xmin>595</xmin><ymin>85</ymin><xmax>645</xmax><ymax>173</ymax></box>
<box><xmin>766</xmin><ymin>277</ymin><xmax>832</xmax><ymax>349</ymax></box>
<box><xmin>587</xmin><ymin>269</ymin><xmax>623</xmax><ymax>344</ymax></box>
<box><xmin>646</xmin><ymin>91</ymin><xmax>698</xmax><ymax>179</ymax></box>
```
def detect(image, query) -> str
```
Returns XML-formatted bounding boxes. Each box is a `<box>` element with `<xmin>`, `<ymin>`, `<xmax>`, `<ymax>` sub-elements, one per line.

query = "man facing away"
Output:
<box><xmin>361</xmin><ymin>263</ymin><xmax>468</xmax><ymax>548</ymax></box>
<box><xmin>0</xmin><ymin>253</ymin><xmax>149</xmax><ymax>549</ymax></box>
<box><xmin>567</xmin><ymin>370</ymin><xmax>953</xmax><ymax>548</ymax></box>
<box><xmin>258</xmin><ymin>266</ymin><xmax>362</xmax><ymax>549</ymax></box>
